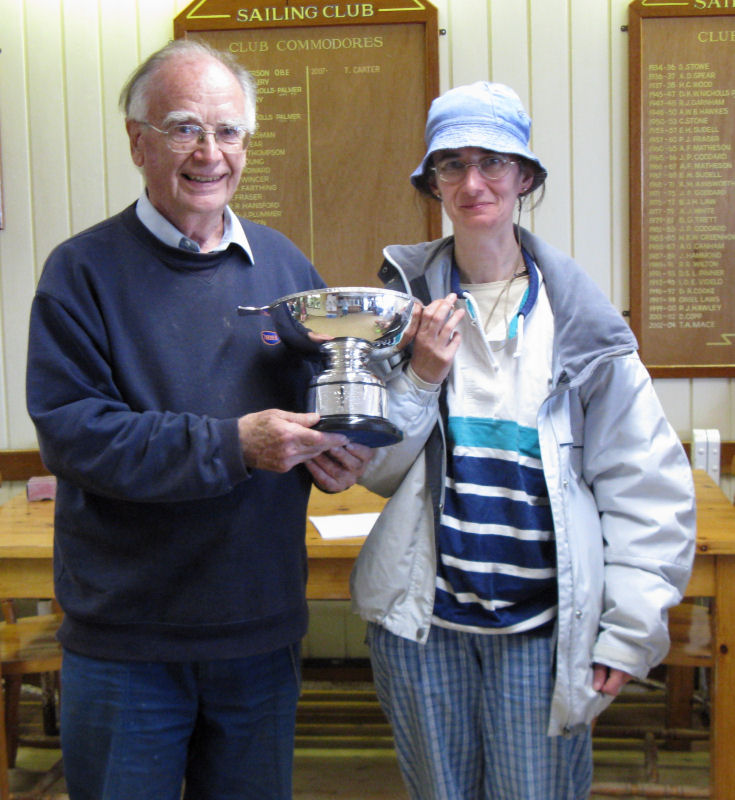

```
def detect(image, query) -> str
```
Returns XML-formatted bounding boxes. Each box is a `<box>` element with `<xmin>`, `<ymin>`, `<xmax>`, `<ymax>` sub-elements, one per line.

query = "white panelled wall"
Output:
<box><xmin>1</xmin><ymin>0</ymin><xmax>731</xmax><ymax>658</ymax></box>
<box><xmin>2</xmin><ymin>0</ymin><xmax>729</xmax><ymax>452</ymax></box>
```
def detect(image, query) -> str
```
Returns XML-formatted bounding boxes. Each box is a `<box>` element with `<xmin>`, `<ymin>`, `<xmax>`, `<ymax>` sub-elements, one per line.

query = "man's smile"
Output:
<box><xmin>183</xmin><ymin>173</ymin><xmax>226</xmax><ymax>183</ymax></box>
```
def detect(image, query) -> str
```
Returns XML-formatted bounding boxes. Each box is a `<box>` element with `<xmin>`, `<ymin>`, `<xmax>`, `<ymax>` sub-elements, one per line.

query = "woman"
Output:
<box><xmin>350</xmin><ymin>82</ymin><xmax>696</xmax><ymax>800</ymax></box>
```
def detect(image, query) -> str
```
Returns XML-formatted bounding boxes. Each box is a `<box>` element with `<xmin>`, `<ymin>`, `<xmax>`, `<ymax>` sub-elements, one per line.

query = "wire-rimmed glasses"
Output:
<box><xmin>432</xmin><ymin>153</ymin><xmax>518</xmax><ymax>184</ymax></box>
<box><xmin>139</xmin><ymin>121</ymin><xmax>249</xmax><ymax>154</ymax></box>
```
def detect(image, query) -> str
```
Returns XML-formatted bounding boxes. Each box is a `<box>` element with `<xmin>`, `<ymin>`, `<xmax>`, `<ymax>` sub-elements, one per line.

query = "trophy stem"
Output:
<box><xmin>308</xmin><ymin>338</ymin><xmax>402</xmax><ymax>447</ymax></box>
<box><xmin>320</xmin><ymin>338</ymin><xmax>372</xmax><ymax>373</ymax></box>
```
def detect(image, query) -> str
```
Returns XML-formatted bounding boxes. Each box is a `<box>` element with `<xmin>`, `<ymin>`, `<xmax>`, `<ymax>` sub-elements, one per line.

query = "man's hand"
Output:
<box><xmin>238</xmin><ymin>409</ymin><xmax>348</xmax><ymax>473</ymax></box>
<box><xmin>306</xmin><ymin>442</ymin><xmax>374</xmax><ymax>493</ymax></box>
<box><xmin>592</xmin><ymin>664</ymin><xmax>633</xmax><ymax>697</ymax></box>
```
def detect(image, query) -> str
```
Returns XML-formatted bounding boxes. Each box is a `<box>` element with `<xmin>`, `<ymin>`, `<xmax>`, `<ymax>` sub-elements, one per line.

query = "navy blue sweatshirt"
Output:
<box><xmin>26</xmin><ymin>204</ymin><xmax>325</xmax><ymax>661</ymax></box>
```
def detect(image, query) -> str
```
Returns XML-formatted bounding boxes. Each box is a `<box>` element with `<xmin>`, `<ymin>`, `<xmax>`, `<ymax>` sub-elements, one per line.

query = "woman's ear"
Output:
<box><xmin>519</xmin><ymin>167</ymin><xmax>535</xmax><ymax>195</ymax></box>
<box><xmin>427</xmin><ymin>175</ymin><xmax>441</xmax><ymax>201</ymax></box>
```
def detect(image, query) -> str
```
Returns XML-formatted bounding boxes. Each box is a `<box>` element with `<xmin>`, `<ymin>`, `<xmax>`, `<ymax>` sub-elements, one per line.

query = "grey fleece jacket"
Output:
<box><xmin>351</xmin><ymin>228</ymin><xmax>696</xmax><ymax>735</ymax></box>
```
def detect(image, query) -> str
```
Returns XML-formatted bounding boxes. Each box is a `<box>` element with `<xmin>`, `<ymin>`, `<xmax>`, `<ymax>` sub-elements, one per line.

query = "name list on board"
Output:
<box><xmin>641</xmin><ymin>16</ymin><xmax>735</xmax><ymax>363</ymax></box>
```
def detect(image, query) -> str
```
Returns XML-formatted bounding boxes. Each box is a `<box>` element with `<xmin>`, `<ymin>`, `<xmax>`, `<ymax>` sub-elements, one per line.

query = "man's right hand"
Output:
<box><xmin>238</xmin><ymin>409</ymin><xmax>349</xmax><ymax>473</ymax></box>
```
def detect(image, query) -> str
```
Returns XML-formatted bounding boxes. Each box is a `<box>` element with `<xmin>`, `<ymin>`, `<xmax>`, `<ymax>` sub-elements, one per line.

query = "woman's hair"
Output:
<box><xmin>118</xmin><ymin>39</ymin><xmax>257</xmax><ymax>135</ymax></box>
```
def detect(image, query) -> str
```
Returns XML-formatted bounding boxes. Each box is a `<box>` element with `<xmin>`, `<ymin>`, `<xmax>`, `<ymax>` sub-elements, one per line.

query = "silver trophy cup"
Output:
<box><xmin>238</xmin><ymin>287</ymin><xmax>414</xmax><ymax>447</ymax></box>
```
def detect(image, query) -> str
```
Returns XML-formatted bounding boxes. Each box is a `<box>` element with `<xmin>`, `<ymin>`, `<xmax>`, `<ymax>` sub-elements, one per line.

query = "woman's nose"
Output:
<box><xmin>460</xmin><ymin>163</ymin><xmax>486</xmax><ymax>190</ymax></box>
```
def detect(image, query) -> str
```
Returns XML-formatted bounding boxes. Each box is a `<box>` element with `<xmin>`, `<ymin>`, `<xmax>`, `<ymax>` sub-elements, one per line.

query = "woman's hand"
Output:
<box><xmin>306</xmin><ymin>442</ymin><xmax>374</xmax><ymax>493</ymax></box>
<box><xmin>409</xmin><ymin>293</ymin><xmax>465</xmax><ymax>385</ymax></box>
<box><xmin>593</xmin><ymin>664</ymin><xmax>633</xmax><ymax>697</ymax></box>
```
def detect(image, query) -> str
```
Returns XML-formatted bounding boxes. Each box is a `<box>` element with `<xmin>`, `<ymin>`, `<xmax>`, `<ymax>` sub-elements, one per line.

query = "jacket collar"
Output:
<box><xmin>380</xmin><ymin>228</ymin><xmax>637</xmax><ymax>388</ymax></box>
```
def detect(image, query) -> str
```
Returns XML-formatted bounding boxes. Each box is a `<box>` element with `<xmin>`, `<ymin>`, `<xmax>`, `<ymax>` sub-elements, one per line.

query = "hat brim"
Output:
<box><xmin>411</xmin><ymin>123</ymin><xmax>547</xmax><ymax>193</ymax></box>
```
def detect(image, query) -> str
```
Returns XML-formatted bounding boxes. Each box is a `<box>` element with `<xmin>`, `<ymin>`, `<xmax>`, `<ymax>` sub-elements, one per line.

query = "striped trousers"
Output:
<box><xmin>367</xmin><ymin>622</ymin><xmax>592</xmax><ymax>800</ymax></box>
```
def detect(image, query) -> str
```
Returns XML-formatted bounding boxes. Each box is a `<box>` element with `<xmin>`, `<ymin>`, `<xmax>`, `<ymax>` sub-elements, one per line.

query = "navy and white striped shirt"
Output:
<box><xmin>433</xmin><ymin>417</ymin><xmax>557</xmax><ymax>633</ymax></box>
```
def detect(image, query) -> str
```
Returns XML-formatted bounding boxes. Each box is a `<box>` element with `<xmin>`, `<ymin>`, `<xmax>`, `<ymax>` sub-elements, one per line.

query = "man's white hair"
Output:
<box><xmin>119</xmin><ymin>39</ymin><xmax>257</xmax><ymax>135</ymax></box>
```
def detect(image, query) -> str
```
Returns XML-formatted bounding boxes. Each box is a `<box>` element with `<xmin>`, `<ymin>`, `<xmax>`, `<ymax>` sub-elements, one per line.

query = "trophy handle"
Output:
<box><xmin>237</xmin><ymin>305</ymin><xmax>271</xmax><ymax>316</ymax></box>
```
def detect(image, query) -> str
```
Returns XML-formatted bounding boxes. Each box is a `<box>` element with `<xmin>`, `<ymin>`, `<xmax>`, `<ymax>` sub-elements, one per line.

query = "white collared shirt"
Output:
<box><xmin>135</xmin><ymin>192</ymin><xmax>253</xmax><ymax>261</ymax></box>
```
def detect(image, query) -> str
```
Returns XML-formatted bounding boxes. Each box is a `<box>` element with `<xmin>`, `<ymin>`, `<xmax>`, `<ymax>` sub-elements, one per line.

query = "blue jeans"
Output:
<box><xmin>60</xmin><ymin>645</ymin><xmax>301</xmax><ymax>800</ymax></box>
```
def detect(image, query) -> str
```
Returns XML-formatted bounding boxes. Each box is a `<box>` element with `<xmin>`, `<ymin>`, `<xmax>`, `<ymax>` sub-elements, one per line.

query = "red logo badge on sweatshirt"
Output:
<box><xmin>262</xmin><ymin>330</ymin><xmax>280</xmax><ymax>346</ymax></box>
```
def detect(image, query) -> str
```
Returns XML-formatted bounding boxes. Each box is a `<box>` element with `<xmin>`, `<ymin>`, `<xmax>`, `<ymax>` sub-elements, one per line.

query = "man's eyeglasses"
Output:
<box><xmin>139</xmin><ymin>121</ymin><xmax>249</xmax><ymax>154</ymax></box>
<box><xmin>432</xmin><ymin>154</ymin><xmax>518</xmax><ymax>184</ymax></box>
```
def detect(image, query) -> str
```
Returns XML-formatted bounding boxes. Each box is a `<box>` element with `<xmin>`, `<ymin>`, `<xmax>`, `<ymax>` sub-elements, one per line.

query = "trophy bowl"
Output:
<box><xmin>238</xmin><ymin>287</ymin><xmax>414</xmax><ymax>447</ymax></box>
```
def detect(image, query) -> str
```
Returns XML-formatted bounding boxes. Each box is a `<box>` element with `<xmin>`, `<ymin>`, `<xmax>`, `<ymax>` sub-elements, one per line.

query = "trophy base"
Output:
<box><xmin>315</xmin><ymin>415</ymin><xmax>403</xmax><ymax>448</ymax></box>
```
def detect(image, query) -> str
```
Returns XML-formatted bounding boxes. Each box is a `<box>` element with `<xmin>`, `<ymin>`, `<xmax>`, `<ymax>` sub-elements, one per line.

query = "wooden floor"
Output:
<box><xmin>8</xmin><ymin>669</ymin><xmax>711</xmax><ymax>799</ymax></box>
<box><xmin>294</xmin><ymin>676</ymin><xmax>711</xmax><ymax>799</ymax></box>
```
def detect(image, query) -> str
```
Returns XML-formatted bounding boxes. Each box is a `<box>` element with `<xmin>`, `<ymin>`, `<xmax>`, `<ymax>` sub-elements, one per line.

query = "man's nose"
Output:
<box><xmin>193</xmin><ymin>131</ymin><xmax>221</xmax><ymax>157</ymax></box>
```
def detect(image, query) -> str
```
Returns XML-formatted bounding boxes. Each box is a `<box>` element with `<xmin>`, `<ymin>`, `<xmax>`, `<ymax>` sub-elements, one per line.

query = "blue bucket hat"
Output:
<box><xmin>411</xmin><ymin>81</ymin><xmax>547</xmax><ymax>194</ymax></box>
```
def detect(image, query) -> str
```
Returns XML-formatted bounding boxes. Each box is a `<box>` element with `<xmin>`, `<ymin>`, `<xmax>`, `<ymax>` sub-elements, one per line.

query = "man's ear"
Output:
<box><xmin>126</xmin><ymin>119</ymin><xmax>145</xmax><ymax>167</ymax></box>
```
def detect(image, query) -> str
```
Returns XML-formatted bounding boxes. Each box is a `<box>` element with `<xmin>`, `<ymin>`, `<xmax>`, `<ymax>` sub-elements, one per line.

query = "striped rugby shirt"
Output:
<box><xmin>432</xmin><ymin>255</ymin><xmax>557</xmax><ymax>634</ymax></box>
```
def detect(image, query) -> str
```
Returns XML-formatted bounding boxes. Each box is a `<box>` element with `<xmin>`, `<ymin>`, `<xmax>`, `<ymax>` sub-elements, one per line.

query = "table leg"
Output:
<box><xmin>665</xmin><ymin>665</ymin><xmax>695</xmax><ymax>750</ymax></box>
<box><xmin>712</xmin><ymin>555</ymin><xmax>735</xmax><ymax>798</ymax></box>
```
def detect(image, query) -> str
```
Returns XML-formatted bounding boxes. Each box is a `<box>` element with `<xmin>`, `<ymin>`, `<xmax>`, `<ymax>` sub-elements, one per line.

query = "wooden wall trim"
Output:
<box><xmin>1</xmin><ymin>443</ymin><xmax>734</xmax><ymax>483</ymax></box>
<box><xmin>0</xmin><ymin>449</ymin><xmax>50</xmax><ymax>481</ymax></box>
<box><xmin>681</xmin><ymin>441</ymin><xmax>735</xmax><ymax>476</ymax></box>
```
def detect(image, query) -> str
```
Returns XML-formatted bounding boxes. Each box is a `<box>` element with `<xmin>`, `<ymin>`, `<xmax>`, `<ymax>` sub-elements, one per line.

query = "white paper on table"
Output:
<box><xmin>309</xmin><ymin>512</ymin><xmax>379</xmax><ymax>539</ymax></box>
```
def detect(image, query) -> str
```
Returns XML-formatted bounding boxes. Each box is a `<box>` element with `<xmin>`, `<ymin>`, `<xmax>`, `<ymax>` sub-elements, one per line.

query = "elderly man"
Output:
<box><xmin>26</xmin><ymin>39</ymin><xmax>371</xmax><ymax>800</ymax></box>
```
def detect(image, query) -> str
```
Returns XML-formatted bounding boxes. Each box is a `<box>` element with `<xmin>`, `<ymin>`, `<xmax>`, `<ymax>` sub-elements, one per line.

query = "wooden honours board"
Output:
<box><xmin>629</xmin><ymin>0</ymin><xmax>735</xmax><ymax>377</ymax></box>
<box><xmin>174</xmin><ymin>0</ymin><xmax>440</xmax><ymax>289</ymax></box>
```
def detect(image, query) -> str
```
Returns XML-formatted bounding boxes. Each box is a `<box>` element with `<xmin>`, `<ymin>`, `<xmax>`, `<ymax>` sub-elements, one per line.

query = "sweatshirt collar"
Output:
<box><xmin>135</xmin><ymin>192</ymin><xmax>253</xmax><ymax>261</ymax></box>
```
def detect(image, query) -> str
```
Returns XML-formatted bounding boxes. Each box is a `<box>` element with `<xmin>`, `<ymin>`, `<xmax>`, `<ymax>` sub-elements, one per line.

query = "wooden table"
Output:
<box><xmin>305</xmin><ymin>484</ymin><xmax>382</xmax><ymax>599</ymax></box>
<box><xmin>0</xmin><ymin>472</ymin><xmax>733</xmax><ymax>797</ymax></box>
<box><xmin>0</xmin><ymin>492</ymin><xmax>56</xmax><ymax>600</ymax></box>
<box><xmin>0</xmin><ymin>483</ymin><xmax>382</xmax><ymax>602</ymax></box>
<box><xmin>686</xmin><ymin>470</ymin><xmax>735</xmax><ymax>799</ymax></box>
